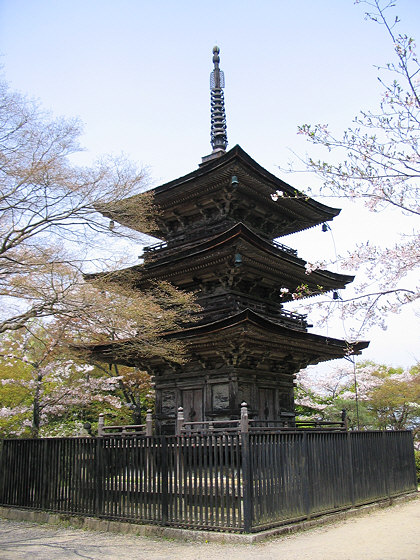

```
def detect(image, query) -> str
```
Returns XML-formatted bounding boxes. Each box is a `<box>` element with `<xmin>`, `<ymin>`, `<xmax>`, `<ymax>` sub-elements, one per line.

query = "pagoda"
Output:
<box><xmin>93</xmin><ymin>47</ymin><xmax>368</xmax><ymax>433</ymax></box>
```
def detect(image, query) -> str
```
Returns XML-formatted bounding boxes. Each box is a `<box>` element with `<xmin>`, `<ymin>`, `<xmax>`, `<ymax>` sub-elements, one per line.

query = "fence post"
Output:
<box><xmin>346</xmin><ymin>430</ymin><xmax>355</xmax><ymax>506</ymax></box>
<box><xmin>410</xmin><ymin>431</ymin><xmax>418</xmax><ymax>489</ymax></box>
<box><xmin>161</xmin><ymin>436</ymin><xmax>168</xmax><ymax>524</ymax></box>
<box><xmin>382</xmin><ymin>431</ymin><xmax>391</xmax><ymax>499</ymax></box>
<box><xmin>98</xmin><ymin>413</ymin><xmax>105</xmax><ymax>437</ymax></box>
<box><xmin>95</xmin><ymin>436</ymin><xmax>103</xmax><ymax>516</ymax></box>
<box><xmin>176</xmin><ymin>407</ymin><xmax>184</xmax><ymax>436</ymax></box>
<box><xmin>95</xmin><ymin>416</ymin><xmax>104</xmax><ymax>517</ymax></box>
<box><xmin>41</xmin><ymin>440</ymin><xmax>49</xmax><ymax>510</ymax></box>
<box><xmin>240</xmin><ymin>402</ymin><xmax>249</xmax><ymax>433</ymax></box>
<box><xmin>146</xmin><ymin>409</ymin><xmax>153</xmax><ymax>436</ymax></box>
<box><xmin>302</xmin><ymin>432</ymin><xmax>311</xmax><ymax>517</ymax></box>
<box><xmin>241</xmin><ymin>409</ymin><xmax>252</xmax><ymax>532</ymax></box>
<box><xmin>0</xmin><ymin>440</ymin><xmax>5</xmax><ymax>503</ymax></box>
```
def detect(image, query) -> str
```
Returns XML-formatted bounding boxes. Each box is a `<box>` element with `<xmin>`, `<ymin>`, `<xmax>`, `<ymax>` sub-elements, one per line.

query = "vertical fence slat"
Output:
<box><xmin>241</xmin><ymin>432</ymin><xmax>252</xmax><ymax>533</ymax></box>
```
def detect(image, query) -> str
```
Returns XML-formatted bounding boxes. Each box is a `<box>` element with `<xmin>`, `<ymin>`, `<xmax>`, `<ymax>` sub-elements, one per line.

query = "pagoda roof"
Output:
<box><xmin>169</xmin><ymin>308</ymin><xmax>368</xmax><ymax>352</ymax></box>
<box><xmin>100</xmin><ymin>145</ymin><xmax>342</xmax><ymax>239</ymax></box>
<box><xmin>76</xmin><ymin>309</ymin><xmax>369</xmax><ymax>369</ymax></box>
<box><xmin>105</xmin><ymin>222</ymin><xmax>354</xmax><ymax>298</ymax></box>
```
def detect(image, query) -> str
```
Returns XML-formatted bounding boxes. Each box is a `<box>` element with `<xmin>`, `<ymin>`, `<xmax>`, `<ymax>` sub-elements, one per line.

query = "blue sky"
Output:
<box><xmin>0</xmin><ymin>0</ymin><xmax>419</xmax><ymax>368</ymax></box>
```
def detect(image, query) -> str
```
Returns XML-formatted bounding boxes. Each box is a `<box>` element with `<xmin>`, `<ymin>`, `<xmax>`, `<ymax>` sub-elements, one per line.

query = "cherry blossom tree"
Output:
<box><xmin>295</xmin><ymin>367</ymin><xmax>353</xmax><ymax>420</ymax></box>
<box><xmin>0</xmin><ymin>322</ymin><xmax>123</xmax><ymax>438</ymax></box>
<box><xmin>0</xmin><ymin>77</ymin><xmax>202</xmax><ymax>435</ymax></box>
<box><xmin>64</xmin><ymin>276</ymin><xmax>199</xmax><ymax>426</ymax></box>
<box><xmin>67</xmin><ymin>276</ymin><xmax>196</xmax><ymax>362</ymax></box>
<box><xmin>0</xmin><ymin>269</ymin><xmax>199</xmax><ymax>437</ymax></box>
<box><xmin>345</xmin><ymin>362</ymin><xmax>420</xmax><ymax>435</ymax></box>
<box><xmin>0</xmin><ymin>78</ymin><xmax>156</xmax><ymax>334</ymax></box>
<box><xmin>0</xmin><ymin>270</ymin><xmax>199</xmax><ymax>437</ymax></box>
<box><xmin>296</xmin><ymin>361</ymin><xmax>420</xmax><ymax>445</ymax></box>
<box><xmin>91</xmin><ymin>364</ymin><xmax>155</xmax><ymax>426</ymax></box>
<box><xmin>281</xmin><ymin>0</ymin><xmax>419</xmax><ymax>333</ymax></box>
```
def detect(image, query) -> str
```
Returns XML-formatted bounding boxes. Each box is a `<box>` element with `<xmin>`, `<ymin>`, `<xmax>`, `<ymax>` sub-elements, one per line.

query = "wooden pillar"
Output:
<box><xmin>97</xmin><ymin>413</ymin><xmax>104</xmax><ymax>437</ymax></box>
<box><xmin>176</xmin><ymin>407</ymin><xmax>184</xmax><ymax>436</ymax></box>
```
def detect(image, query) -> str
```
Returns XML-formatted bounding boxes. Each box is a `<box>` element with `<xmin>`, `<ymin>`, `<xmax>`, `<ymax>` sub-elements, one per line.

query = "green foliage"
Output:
<box><xmin>323</xmin><ymin>397</ymin><xmax>375</xmax><ymax>431</ymax></box>
<box><xmin>296</xmin><ymin>361</ymin><xmax>420</xmax><ymax>442</ymax></box>
<box><xmin>0</xmin><ymin>324</ymin><xmax>134</xmax><ymax>438</ymax></box>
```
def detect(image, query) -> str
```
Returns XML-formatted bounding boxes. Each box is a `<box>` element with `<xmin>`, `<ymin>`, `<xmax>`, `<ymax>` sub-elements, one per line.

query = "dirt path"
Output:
<box><xmin>1</xmin><ymin>497</ymin><xmax>419</xmax><ymax>560</ymax></box>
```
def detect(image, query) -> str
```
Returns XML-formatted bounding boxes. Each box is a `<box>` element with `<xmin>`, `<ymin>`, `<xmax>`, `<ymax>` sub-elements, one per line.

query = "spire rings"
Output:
<box><xmin>210</xmin><ymin>46</ymin><xmax>227</xmax><ymax>151</ymax></box>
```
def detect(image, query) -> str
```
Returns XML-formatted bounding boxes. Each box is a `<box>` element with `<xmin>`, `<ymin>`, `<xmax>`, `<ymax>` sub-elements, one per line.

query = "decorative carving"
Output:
<box><xmin>212</xmin><ymin>384</ymin><xmax>229</xmax><ymax>411</ymax></box>
<box><xmin>161</xmin><ymin>390</ymin><xmax>176</xmax><ymax>416</ymax></box>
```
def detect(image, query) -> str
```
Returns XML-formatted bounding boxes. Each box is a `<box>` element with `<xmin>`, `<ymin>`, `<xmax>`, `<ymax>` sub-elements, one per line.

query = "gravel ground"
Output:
<box><xmin>1</xmin><ymin>497</ymin><xmax>419</xmax><ymax>560</ymax></box>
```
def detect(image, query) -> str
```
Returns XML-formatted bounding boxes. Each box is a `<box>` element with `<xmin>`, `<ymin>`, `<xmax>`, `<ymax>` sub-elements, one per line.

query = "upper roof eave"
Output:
<box><xmin>98</xmin><ymin>145</ymin><xmax>342</xmax><ymax>235</ymax></box>
<box><xmin>152</xmin><ymin>144</ymin><xmax>341</xmax><ymax>219</ymax></box>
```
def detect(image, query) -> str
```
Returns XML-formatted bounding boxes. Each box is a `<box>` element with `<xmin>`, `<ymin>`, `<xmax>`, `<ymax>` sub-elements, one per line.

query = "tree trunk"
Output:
<box><xmin>31</xmin><ymin>377</ymin><xmax>41</xmax><ymax>438</ymax></box>
<box><xmin>132</xmin><ymin>406</ymin><xmax>143</xmax><ymax>425</ymax></box>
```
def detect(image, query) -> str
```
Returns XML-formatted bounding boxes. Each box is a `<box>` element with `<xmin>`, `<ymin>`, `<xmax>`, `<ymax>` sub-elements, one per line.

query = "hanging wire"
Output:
<box><xmin>324</xmin><ymin>222</ymin><xmax>361</xmax><ymax>430</ymax></box>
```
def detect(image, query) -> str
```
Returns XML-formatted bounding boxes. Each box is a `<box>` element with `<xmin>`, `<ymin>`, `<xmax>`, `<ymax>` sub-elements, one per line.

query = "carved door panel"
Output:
<box><xmin>258</xmin><ymin>388</ymin><xmax>275</xmax><ymax>420</ymax></box>
<box><xmin>182</xmin><ymin>389</ymin><xmax>203</xmax><ymax>422</ymax></box>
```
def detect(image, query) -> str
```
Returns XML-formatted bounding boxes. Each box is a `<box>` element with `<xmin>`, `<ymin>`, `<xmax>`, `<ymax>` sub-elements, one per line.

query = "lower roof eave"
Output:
<box><xmin>73</xmin><ymin>309</ymin><xmax>369</xmax><ymax>368</ymax></box>
<box><xmin>164</xmin><ymin>309</ymin><xmax>369</xmax><ymax>352</ymax></box>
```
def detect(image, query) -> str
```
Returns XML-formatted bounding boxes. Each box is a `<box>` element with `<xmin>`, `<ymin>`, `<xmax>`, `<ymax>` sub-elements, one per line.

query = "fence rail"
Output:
<box><xmin>99</xmin><ymin>403</ymin><xmax>348</xmax><ymax>437</ymax></box>
<box><xmin>0</xmin><ymin>431</ymin><xmax>416</xmax><ymax>533</ymax></box>
<box><xmin>178</xmin><ymin>403</ymin><xmax>348</xmax><ymax>435</ymax></box>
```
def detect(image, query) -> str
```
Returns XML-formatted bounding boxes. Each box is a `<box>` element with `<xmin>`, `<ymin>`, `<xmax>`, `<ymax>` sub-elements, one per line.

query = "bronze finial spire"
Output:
<box><xmin>210</xmin><ymin>46</ymin><xmax>227</xmax><ymax>152</ymax></box>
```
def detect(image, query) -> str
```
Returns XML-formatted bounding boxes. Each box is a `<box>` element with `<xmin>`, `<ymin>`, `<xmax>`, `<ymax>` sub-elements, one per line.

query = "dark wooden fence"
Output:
<box><xmin>0</xmin><ymin>431</ymin><xmax>416</xmax><ymax>533</ymax></box>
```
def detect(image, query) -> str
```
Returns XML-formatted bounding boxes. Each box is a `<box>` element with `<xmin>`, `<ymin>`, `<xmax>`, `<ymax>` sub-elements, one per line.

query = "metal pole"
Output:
<box><xmin>352</xmin><ymin>359</ymin><xmax>360</xmax><ymax>430</ymax></box>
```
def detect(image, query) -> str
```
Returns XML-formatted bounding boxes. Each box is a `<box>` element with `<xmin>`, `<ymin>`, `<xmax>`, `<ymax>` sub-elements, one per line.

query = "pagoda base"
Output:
<box><xmin>78</xmin><ymin>309</ymin><xmax>368</xmax><ymax>435</ymax></box>
<box><xmin>154</xmin><ymin>365</ymin><xmax>296</xmax><ymax>435</ymax></box>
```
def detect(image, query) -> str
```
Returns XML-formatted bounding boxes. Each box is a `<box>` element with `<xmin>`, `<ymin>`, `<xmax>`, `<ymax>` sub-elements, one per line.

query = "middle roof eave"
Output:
<box><xmin>138</xmin><ymin>222</ymin><xmax>355</xmax><ymax>289</ymax></box>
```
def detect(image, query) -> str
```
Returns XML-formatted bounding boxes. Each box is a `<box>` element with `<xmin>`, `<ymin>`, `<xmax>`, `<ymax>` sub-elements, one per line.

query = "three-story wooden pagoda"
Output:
<box><xmin>92</xmin><ymin>47</ymin><xmax>368</xmax><ymax>433</ymax></box>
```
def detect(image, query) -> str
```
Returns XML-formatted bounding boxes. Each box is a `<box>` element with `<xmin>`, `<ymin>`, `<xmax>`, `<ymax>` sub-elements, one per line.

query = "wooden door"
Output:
<box><xmin>182</xmin><ymin>389</ymin><xmax>203</xmax><ymax>422</ymax></box>
<box><xmin>258</xmin><ymin>388</ymin><xmax>276</xmax><ymax>420</ymax></box>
